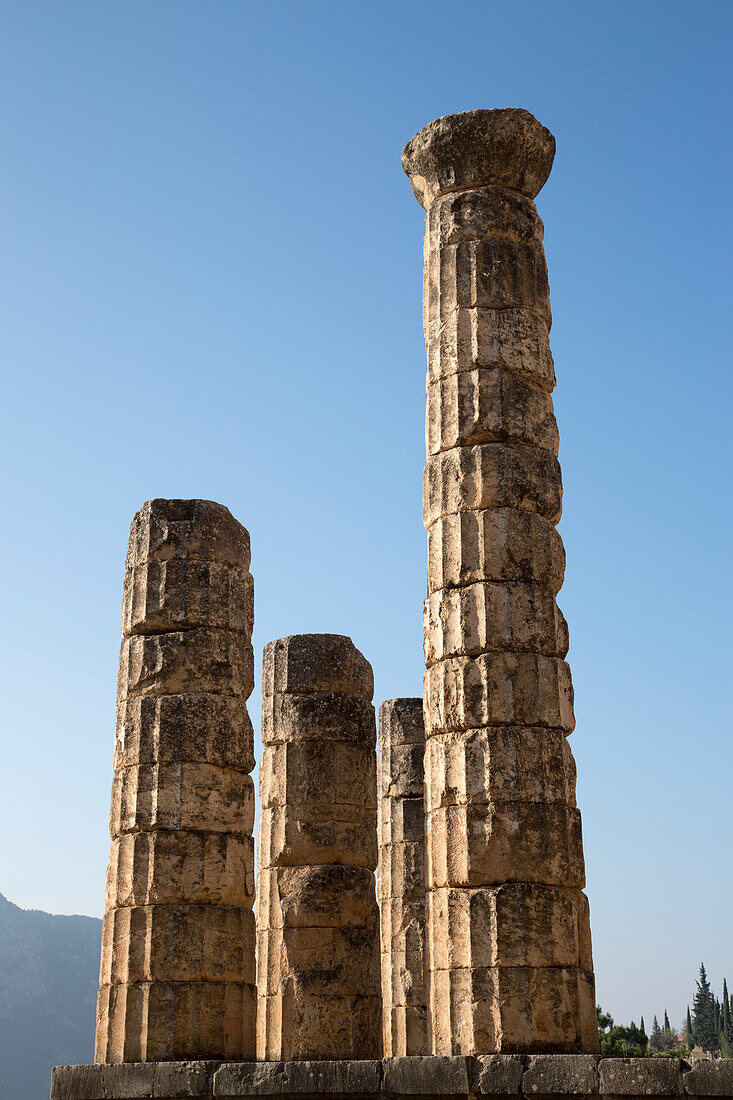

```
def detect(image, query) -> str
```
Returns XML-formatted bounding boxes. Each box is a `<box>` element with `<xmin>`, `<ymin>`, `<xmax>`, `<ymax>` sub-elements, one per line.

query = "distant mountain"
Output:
<box><xmin>0</xmin><ymin>892</ymin><xmax>101</xmax><ymax>1100</ymax></box>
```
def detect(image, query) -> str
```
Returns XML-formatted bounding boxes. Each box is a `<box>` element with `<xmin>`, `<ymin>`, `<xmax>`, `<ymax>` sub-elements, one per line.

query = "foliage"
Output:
<box><xmin>600</xmin><ymin>963</ymin><xmax>732</xmax><ymax>1058</ymax></box>
<box><xmin>693</xmin><ymin>963</ymin><xmax>720</xmax><ymax>1052</ymax></box>
<box><xmin>597</xmin><ymin>1007</ymin><xmax>649</xmax><ymax>1056</ymax></box>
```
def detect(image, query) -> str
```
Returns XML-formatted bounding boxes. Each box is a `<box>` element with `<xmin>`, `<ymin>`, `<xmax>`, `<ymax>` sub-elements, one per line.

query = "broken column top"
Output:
<box><xmin>126</xmin><ymin>498</ymin><xmax>250</xmax><ymax>569</ymax></box>
<box><xmin>379</xmin><ymin>698</ymin><xmax>425</xmax><ymax>746</ymax></box>
<box><xmin>262</xmin><ymin>634</ymin><xmax>374</xmax><ymax>699</ymax></box>
<box><xmin>401</xmin><ymin>107</ymin><xmax>555</xmax><ymax>208</ymax></box>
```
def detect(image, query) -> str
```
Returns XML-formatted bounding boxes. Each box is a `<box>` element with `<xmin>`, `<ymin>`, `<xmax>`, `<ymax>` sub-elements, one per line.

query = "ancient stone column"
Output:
<box><xmin>256</xmin><ymin>634</ymin><xmax>382</xmax><ymax>1060</ymax></box>
<box><xmin>403</xmin><ymin>110</ymin><xmax>598</xmax><ymax>1055</ymax></box>
<box><xmin>377</xmin><ymin>698</ymin><xmax>427</xmax><ymax>1056</ymax></box>
<box><xmin>95</xmin><ymin>499</ymin><xmax>256</xmax><ymax>1063</ymax></box>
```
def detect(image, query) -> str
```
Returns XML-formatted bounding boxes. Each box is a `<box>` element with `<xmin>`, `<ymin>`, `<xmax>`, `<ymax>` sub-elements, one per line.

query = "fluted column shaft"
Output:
<box><xmin>377</xmin><ymin>699</ymin><xmax>427</xmax><ymax>1055</ymax></box>
<box><xmin>256</xmin><ymin>634</ymin><xmax>382</xmax><ymax>1060</ymax></box>
<box><xmin>403</xmin><ymin>109</ymin><xmax>598</xmax><ymax>1055</ymax></box>
<box><xmin>95</xmin><ymin>499</ymin><xmax>256</xmax><ymax>1062</ymax></box>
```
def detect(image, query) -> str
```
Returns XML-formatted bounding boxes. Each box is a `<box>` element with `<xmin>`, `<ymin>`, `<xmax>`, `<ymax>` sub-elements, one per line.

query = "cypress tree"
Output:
<box><xmin>650</xmin><ymin>1015</ymin><xmax>663</xmax><ymax>1053</ymax></box>
<box><xmin>640</xmin><ymin>1016</ymin><xmax>647</xmax><ymax>1038</ymax></box>
<box><xmin>663</xmin><ymin>1009</ymin><xmax>672</xmax><ymax>1047</ymax></box>
<box><xmin>686</xmin><ymin>1006</ymin><xmax>694</xmax><ymax>1045</ymax></box>
<box><xmin>721</xmin><ymin>980</ymin><xmax>733</xmax><ymax>1058</ymax></box>
<box><xmin>693</xmin><ymin>963</ymin><xmax>718</xmax><ymax>1052</ymax></box>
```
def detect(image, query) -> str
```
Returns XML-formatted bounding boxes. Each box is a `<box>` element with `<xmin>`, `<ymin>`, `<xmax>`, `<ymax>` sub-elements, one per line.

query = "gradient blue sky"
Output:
<box><xmin>1</xmin><ymin>1</ymin><xmax>731</xmax><ymax>1029</ymax></box>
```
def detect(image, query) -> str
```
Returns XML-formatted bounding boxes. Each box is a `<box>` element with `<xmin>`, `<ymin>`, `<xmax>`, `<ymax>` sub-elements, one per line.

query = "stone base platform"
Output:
<box><xmin>51</xmin><ymin>1056</ymin><xmax>733</xmax><ymax>1100</ymax></box>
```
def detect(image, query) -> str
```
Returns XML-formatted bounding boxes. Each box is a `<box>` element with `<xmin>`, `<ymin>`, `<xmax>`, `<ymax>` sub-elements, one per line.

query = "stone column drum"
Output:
<box><xmin>256</xmin><ymin>634</ymin><xmax>382</xmax><ymax>1060</ymax></box>
<box><xmin>403</xmin><ymin>110</ymin><xmax>598</xmax><ymax>1054</ymax></box>
<box><xmin>377</xmin><ymin>699</ymin><xmax>427</xmax><ymax>1056</ymax></box>
<box><xmin>96</xmin><ymin>499</ymin><xmax>257</xmax><ymax>1062</ymax></box>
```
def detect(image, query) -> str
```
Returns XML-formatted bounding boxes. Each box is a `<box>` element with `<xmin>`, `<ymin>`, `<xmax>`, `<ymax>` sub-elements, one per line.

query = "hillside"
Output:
<box><xmin>0</xmin><ymin>892</ymin><xmax>101</xmax><ymax>1100</ymax></box>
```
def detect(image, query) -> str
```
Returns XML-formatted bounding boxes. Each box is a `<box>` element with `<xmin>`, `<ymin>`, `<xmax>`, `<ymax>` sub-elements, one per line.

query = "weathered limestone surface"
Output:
<box><xmin>96</xmin><ymin>499</ymin><xmax>256</xmax><ymax>1063</ymax></box>
<box><xmin>378</xmin><ymin>699</ymin><xmax>427</xmax><ymax>1056</ymax></box>
<box><xmin>256</xmin><ymin>634</ymin><xmax>382</xmax><ymax>1061</ymax></box>
<box><xmin>403</xmin><ymin>109</ymin><xmax>598</xmax><ymax>1054</ymax></box>
<box><xmin>52</xmin><ymin>1054</ymin><xmax>733</xmax><ymax>1099</ymax></box>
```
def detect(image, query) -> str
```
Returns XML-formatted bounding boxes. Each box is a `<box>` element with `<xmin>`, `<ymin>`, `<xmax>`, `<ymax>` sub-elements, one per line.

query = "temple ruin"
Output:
<box><xmin>51</xmin><ymin>109</ymin><xmax>730</xmax><ymax>1100</ymax></box>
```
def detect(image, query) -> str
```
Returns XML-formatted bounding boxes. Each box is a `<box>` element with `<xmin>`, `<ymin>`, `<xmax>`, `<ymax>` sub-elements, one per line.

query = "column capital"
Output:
<box><xmin>402</xmin><ymin>108</ymin><xmax>555</xmax><ymax>209</ymax></box>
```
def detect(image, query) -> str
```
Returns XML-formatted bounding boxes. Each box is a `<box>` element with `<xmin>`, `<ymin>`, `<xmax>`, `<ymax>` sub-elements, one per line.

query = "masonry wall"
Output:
<box><xmin>52</xmin><ymin>1055</ymin><xmax>733</xmax><ymax>1100</ymax></box>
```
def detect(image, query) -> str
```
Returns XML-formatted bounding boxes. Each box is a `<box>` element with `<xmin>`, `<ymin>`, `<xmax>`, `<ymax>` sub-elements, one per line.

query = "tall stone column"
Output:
<box><xmin>256</xmin><ymin>634</ymin><xmax>382</xmax><ymax>1060</ymax></box>
<box><xmin>96</xmin><ymin>499</ymin><xmax>256</xmax><ymax>1062</ymax></box>
<box><xmin>403</xmin><ymin>110</ymin><xmax>598</xmax><ymax>1054</ymax></box>
<box><xmin>377</xmin><ymin>699</ymin><xmax>427</xmax><ymax>1056</ymax></box>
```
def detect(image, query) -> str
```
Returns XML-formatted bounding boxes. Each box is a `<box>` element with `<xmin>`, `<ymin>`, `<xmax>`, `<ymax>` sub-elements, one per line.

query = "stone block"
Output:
<box><xmin>427</xmin><ymin>186</ymin><xmax>544</xmax><ymax>247</ymax></box>
<box><xmin>262</xmin><ymin>634</ymin><xmax>374</xmax><ymax>699</ymax></box>
<box><xmin>684</xmin><ymin>1059</ymin><xmax>733</xmax><ymax>1097</ymax></box>
<box><xmin>105</xmin><ymin>830</ymin><xmax>255</xmax><ymax>909</ymax></box>
<box><xmin>378</xmin><ymin>897</ymin><xmax>425</xmax><ymax>957</ymax></box>
<box><xmin>114</xmin><ymin>694</ymin><xmax>255</xmax><ymax>774</ymax></box>
<box><xmin>383</xmin><ymin>1004</ymin><xmax>429</xmax><ymax>1057</ymax></box>
<box><xmin>122</xmin><ymin>560</ymin><xmax>253</xmax><ymax>637</ymax></box>
<box><xmin>109</xmin><ymin>763</ymin><xmax>255</xmax><ymax>837</ymax></box>
<box><xmin>430</xmin><ymin>966</ymin><xmax>597</xmax><ymax>1055</ymax></box>
<box><xmin>94</xmin><ymin>980</ymin><xmax>255</xmax><ymax>1062</ymax></box>
<box><xmin>598</xmin><ymin>1058</ymin><xmax>683</xmax><ymax>1097</ymax></box>
<box><xmin>257</xmin><ymin>865</ymin><xmax>379</xmax><ymax>930</ymax></box>
<box><xmin>473</xmin><ymin>1055</ymin><xmax>525</xmax><ymax>1096</ymax></box>
<box><xmin>118</xmin><ymin>630</ymin><xmax>254</xmax><ymax>704</ymax></box>
<box><xmin>380</xmin><ymin>941</ymin><xmax>426</xmax><ymax>1007</ymax></box>
<box><xmin>378</xmin><ymin>797</ymin><xmax>425</xmax><ymax>845</ymax></box>
<box><xmin>423</xmin><ymin>444</ymin><xmax>562</xmax><ymax>529</ymax></box>
<box><xmin>378</xmin><ymin>698</ymin><xmax>426</xmax><ymax>747</ymax></box>
<box><xmin>426</xmin><ymin>307</ymin><xmax>555</xmax><ymax>392</ymax></box>
<box><xmin>153</xmin><ymin>1061</ymin><xmax>217</xmax><ymax>1097</ymax></box>
<box><xmin>523</xmin><ymin>1054</ymin><xmax>599</xmax><ymax>1096</ymax></box>
<box><xmin>260</xmin><ymin>741</ymin><xmax>377</xmax><ymax>810</ymax></box>
<box><xmin>424</xmin><ymin>652</ymin><xmax>575</xmax><ymax>734</ymax></box>
<box><xmin>100</xmin><ymin>1063</ymin><xmax>157</xmax><ymax>1098</ymax></box>
<box><xmin>257</xmin><ymin>924</ymin><xmax>380</xmax><ymax>996</ymax></box>
<box><xmin>382</xmin><ymin>1055</ymin><xmax>473</xmax><ymax>1095</ymax></box>
<box><xmin>427</xmin><ymin>508</ymin><xmax>564</xmax><ymax>596</ymax></box>
<box><xmin>426</xmin><ymin>368</ymin><xmax>558</xmax><ymax>456</ymax></box>
<box><xmin>427</xmin><ymin>884</ymin><xmax>580</xmax><ymax>969</ymax></box>
<box><xmin>426</xmin><ymin>802</ymin><xmax>586</xmax><ymax>888</ymax></box>
<box><xmin>378</xmin><ymin>743</ymin><xmax>425</xmax><ymax>800</ymax></box>
<box><xmin>256</xmin><ymin>987</ymin><xmax>382</xmax><ymax>1061</ymax></box>
<box><xmin>574</xmin><ymin>890</ymin><xmax>595</xmax><ymax>973</ymax></box>
<box><xmin>425</xmin><ymin>241</ymin><xmax>550</xmax><ymax>322</ymax></box>
<box><xmin>262</xmin><ymin>692</ymin><xmax>377</xmax><ymax>747</ymax></box>
<box><xmin>126</xmin><ymin>499</ymin><xmax>250</xmax><ymax>571</ymax></box>
<box><xmin>257</xmin><ymin>803</ymin><xmax>377</xmax><ymax>870</ymax></box>
<box><xmin>213</xmin><ymin>1062</ymin><xmax>286</xmax><ymax>1097</ymax></box>
<box><xmin>99</xmin><ymin>905</ymin><xmax>255</xmax><ymax>985</ymax></box>
<box><xmin>377</xmin><ymin>841</ymin><xmax>425</xmax><ymax>901</ymax></box>
<box><xmin>424</xmin><ymin>581</ymin><xmax>568</xmax><ymax>665</ymax></box>
<box><xmin>283</xmin><ymin>1059</ymin><xmax>382</xmax><ymax>1095</ymax></box>
<box><xmin>424</xmin><ymin>726</ymin><xmax>576</xmax><ymax>811</ymax></box>
<box><xmin>51</xmin><ymin>1064</ymin><xmax>105</xmax><ymax>1100</ymax></box>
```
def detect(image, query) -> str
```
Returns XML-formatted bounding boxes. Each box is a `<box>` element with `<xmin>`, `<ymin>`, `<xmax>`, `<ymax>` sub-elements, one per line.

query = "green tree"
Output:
<box><xmin>663</xmin><ymin>1010</ymin><xmax>673</xmax><ymax>1048</ymax></box>
<box><xmin>650</xmin><ymin>1015</ymin><xmax>663</xmax><ymax>1053</ymax></box>
<box><xmin>721</xmin><ymin>979</ymin><xmax>733</xmax><ymax>1058</ymax></box>
<box><xmin>685</xmin><ymin>1006</ymin><xmax>694</xmax><ymax>1046</ymax></box>
<box><xmin>692</xmin><ymin>963</ymin><xmax>719</xmax><ymax>1052</ymax></box>
<box><xmin>597</xmin><ymin>1008</ymin><xmax>649</xmax><ymax>1056</ymax></box>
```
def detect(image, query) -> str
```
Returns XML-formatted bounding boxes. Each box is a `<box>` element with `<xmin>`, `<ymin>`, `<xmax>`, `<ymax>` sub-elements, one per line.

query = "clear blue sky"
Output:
<box><xmin>0</xmin><ymin>0</ymin><xmax>730</xmax><ymax>1030</ymax></box>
